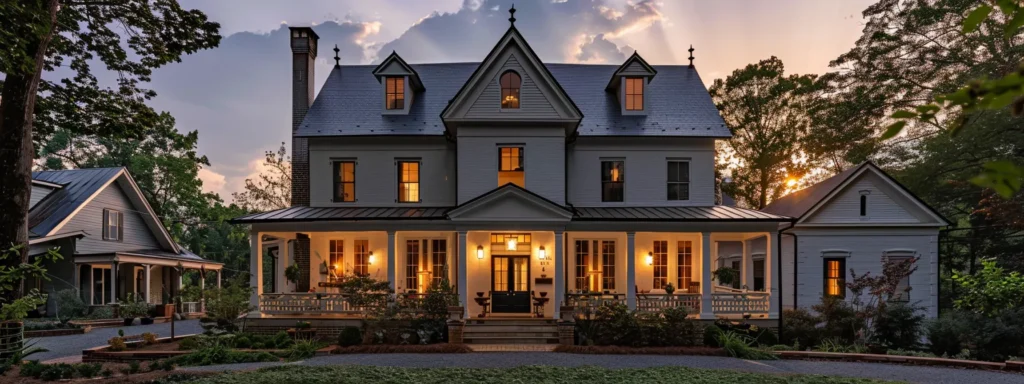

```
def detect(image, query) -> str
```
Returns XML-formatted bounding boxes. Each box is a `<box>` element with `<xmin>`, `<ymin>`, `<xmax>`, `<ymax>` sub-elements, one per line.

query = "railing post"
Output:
<box><xmin>700</xmin><ymin>232</ymin><xmax>714</xmax><ymax>319</ymax></box>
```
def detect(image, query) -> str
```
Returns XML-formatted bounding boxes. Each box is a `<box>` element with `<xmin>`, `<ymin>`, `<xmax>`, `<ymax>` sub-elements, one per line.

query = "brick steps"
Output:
<box><xmin>463</xmin><ymin>318</ymin><xmax>560</xmax><ymax>345</ymax></box>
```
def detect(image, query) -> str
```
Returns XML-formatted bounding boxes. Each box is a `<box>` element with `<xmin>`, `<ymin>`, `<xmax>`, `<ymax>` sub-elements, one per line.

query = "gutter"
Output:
<box><xmin>778</xmin><ymin>220</ymin><xmax>797</xmax><ymax>334</ymax></box>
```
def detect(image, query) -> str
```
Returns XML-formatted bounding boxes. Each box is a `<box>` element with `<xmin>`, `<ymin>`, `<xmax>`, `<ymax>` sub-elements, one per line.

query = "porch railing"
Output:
<box><xmin>258</xmin><ymin>293</ymin><xmax>359</xmax><ymax>315</ymax></box>
<box><xmin>636</xmin><ymin>293</ymin><xmax>701</xmax><ymax>313</ymax></box>
<box><xmin>710</xmin><ymin>292</ymin><xmax>770</xmax><ymax>315</ymax></box>
<box><xmin>566</xmin><ymin>292</ymin><xmax>771</xmax><ymax>317</ymax></box>
<box><xmin>181</xmin><ymin>301</ymin><xmax>203</xmax><ymax>314</ymax></box>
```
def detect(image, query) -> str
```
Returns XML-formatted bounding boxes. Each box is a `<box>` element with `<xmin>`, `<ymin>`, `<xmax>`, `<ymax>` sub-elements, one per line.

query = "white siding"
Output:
<box><xmin>567</xmin><ymin>137</ymin><xmax>716</xmax><ymax>206</ymax></box>
<box><xmin>806</xmin><ymin>173</ymin><xmax>923</xmax><ymax>224</ymax></box>
<box><xmin>620</xmin><ymin>61</ymin><xmax>652</xmax><ymax>76</ymax></box>
<box><xmin>790</xmin><ymin>228</ymin><xmax>939</xmax><ymax>318</ymax></box>
<box><xmin>61</xmin><ymin>183</ymin><xmax>162</xmax><ymax>254</ymax></box>
<box><xmin>466</xmin><ymin>51</ymin><xmax>561</xmax><ymax>119</ymax></box>
<box><xmin>456</xmin><ymin>126</ymin><xmax>565</xmax><ymax>204</ymax></box>
<box><xmin>31</xmin><ymin>185</ymin><xmax>55</xmax><ymax>208</ymax></box>
<box><xmin>309</xmin><ymin>137</ymin><xmax>456</xmax><ymax>207</ymax></box>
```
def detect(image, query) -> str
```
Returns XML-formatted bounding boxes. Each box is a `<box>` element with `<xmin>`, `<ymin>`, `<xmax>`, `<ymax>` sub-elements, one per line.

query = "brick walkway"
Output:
<box><xmin>466</xmin><ymin>344</ymin><xmax>557</xmax><ymax>352</ymax></box>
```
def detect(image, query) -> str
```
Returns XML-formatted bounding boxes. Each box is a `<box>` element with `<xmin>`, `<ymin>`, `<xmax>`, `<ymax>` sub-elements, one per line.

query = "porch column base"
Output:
<box><xmin>558</xmin><ymin>321</ymin><xmax>575</xmax><ymax>346</ymax></box>
<box><xmin>447</xmin><ymin>320</ymin><xmax>465</xmax><ymax>344</ymax></box>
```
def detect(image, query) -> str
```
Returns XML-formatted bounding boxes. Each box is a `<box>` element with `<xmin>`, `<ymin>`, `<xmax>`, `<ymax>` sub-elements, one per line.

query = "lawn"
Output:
<box><xmin>165</xmin><ymin>365</ymin><xmax>895</xmax><ymax>384</ymax></box>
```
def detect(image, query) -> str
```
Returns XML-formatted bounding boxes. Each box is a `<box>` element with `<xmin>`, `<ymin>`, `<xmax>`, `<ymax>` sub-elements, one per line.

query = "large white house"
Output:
<box><xmin>232</xmin><ymin>9</ymin><xmax>946</xmax><ymax>340</ymax></box>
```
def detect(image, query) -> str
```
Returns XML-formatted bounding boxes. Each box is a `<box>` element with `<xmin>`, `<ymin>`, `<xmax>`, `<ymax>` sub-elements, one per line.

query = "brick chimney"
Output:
<box><xmin>289</xmin><ymin>26</ymin><xmax>317</xmax><ymax>207</ymax></box>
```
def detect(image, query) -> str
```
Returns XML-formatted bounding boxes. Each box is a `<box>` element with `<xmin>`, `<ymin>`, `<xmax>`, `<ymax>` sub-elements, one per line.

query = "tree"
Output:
<box><xmin>709</xmin><ymin>56</ymin><xmax>816</xmax><ymax>209</ymax></box>
<box><xmin>232</xmin><ymin>143</ymin><xmax>291</xmax><ymax>212</ymax></box>
<box><xmin>0</xmin><ymin>0</ymin><xmax>220</xmax><ymax>302</ymax></box>
<box><xmin>177</xmin><ymin>202</ymin><xmax>251</xmax><ymax>281</ymax></box>
<box><xmin>802</xmin><ymin>72</ymin><xmax>886</xmax><ymax>174</ymax></box>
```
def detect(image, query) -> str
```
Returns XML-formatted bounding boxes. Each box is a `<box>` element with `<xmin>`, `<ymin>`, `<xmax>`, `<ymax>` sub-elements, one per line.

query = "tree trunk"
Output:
<box><xmin>0</xmin><ymin>0</ymin><xmax>60</xmax><ymax>302</ymax></box>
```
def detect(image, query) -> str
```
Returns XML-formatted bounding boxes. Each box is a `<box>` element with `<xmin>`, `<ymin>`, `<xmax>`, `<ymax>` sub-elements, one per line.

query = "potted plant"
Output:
<box><xmin>119</xmin><ymin>293</ymin><xmax>151</xmax><ymax>326</ymax></box>
<box><xmin>288</xmin><ymin>321</ymin><xmax>316</xmax><ymax>340</ymax></box>
<box><xmin>141</xmin><ymin>306</ymin><xmax>156</xmax><ymax>325</ymax></box>
<box><xmin>664</xmin><ymin>282</ymin><xmax>676</xmax><ymax>295</ymax></box>
<box><xmin>712</xmin><ymin>267</ymin><xmax>739</xmax><ymax>287</ymax></box>
<box><xmin>285</xmin><ymin>263</ymin><xmax>301</xmax><ymax>290</ymax></box>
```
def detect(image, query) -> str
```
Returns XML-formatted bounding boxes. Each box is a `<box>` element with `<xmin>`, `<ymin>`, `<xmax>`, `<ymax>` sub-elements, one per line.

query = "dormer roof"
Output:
<box><xmin>605</xmin><ymin>51</ymin><xmax>657</xmax><ymax>91</ymax></box>
<box><xmin>372</xmin><ymin>51</ymin><xmax>425</xmax><ymax>91</ymax></box>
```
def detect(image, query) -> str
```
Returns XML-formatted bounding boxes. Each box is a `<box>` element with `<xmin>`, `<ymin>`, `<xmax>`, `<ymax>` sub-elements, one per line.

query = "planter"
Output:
<box><xmin>447</xmin><ymin>306</ymin><xmax>464</xmax><ymax>321</ymax></box>
<box><xmin>123</xmin><ymin>318</ymin><xmax>135</xmax><ymax>326</ymax></box>
<box><xmin>0</xmin><ymin>321</ymin><xmax>24</xmax><ymax>359</ymax></box>
<box><xmin>140</xmin><ymin>317</ymin><xmax>154</xmax><ymax>325</ymax></box>
<box><xmin>287</xmin><ymin>328</ymin><xmax>317</xmax><ymax>340</ymax></box>
<box><xmin>155</xmin><ymin>304</ymin><xmax>174</xmax><ymax>318</ymax></box>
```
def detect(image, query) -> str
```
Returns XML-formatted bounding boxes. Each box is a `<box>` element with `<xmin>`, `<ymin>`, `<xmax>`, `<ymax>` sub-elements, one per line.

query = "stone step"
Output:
<box><xmin>462</xmin><ymin>336</ymin><xmax>560</xmax><ymax>345</ymax></box>
<box><xmin>462</xmin><ymin>331</ymin><xmax>559</xmax><ymax>338</ymax></box>
<box><xmin>464</xmin><ymin>319</ymin><xmax>558</xmax><ymax>327</ymax></box>
<box><xmin>463</xmin><ymin>325</ymin><xmax>559</xmax><ymax>333</ymax></box>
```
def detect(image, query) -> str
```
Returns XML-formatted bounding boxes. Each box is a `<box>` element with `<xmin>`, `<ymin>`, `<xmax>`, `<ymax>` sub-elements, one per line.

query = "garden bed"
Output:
<box><xmin>330</xmin><ymin>344</ymin><xmax>472</xmax><ymax>354</ymax></box>
<box><xmin>25</xmin><ymin>327</ymin><xmax>88</xmax><ymax>338</ymax></box>
<box><xmin>82</xmin><ymin>334</ymin><xmax>200</xmax><ymax>363</ymax></box>
<box><xmin>552</xmin><ymin>345</ymin><xmax>727</xmax><ymax>356</ymax></box>
<box><xmin>776</xmin><ymin>350</ymin><xmax>1010</xmax><ymax>370</ymax></box>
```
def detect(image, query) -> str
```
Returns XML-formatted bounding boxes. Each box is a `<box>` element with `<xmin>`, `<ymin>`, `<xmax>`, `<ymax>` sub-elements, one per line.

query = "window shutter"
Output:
<box><xmin>118</xmin><ymin>211</ymin><xmax>124</xmax><ymax>242</ymax></box>
<box><xmin>102</xmin><ymin>209</ymin><xmax>109</xmax><ymax>240</ymax></box>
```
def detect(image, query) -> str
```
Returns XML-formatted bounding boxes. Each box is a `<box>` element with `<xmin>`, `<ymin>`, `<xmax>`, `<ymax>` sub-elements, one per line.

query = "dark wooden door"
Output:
<box><xmin>491</xmin><ymin>256</ymin><xmax>530</xmax><ymax>313</ymax></box>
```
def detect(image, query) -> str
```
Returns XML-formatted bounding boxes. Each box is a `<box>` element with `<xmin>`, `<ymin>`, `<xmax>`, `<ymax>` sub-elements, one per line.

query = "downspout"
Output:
<box><xmin>778</xmin><ymin>220</ymin><xmax>797</xmax><ymax>334</ymax></box>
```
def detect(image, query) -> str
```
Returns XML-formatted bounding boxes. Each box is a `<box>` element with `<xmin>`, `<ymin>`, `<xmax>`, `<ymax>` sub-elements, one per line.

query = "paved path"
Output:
<box><xmin>183</xmin><ymin>352</ymin><xmax>1024</xmax><ymax>384</ymax></box>
<box><xmin>29</xmin><ymin>319</ymin><xmax>202</xmax><ymax>362</ymax></box>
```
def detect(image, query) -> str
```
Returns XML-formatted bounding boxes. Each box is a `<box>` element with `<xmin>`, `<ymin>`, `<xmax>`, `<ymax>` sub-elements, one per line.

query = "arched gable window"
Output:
<box><xmin>500</xmin><ymin>71</ymin><xmax>521</xmax><ymax>109</ymax></box>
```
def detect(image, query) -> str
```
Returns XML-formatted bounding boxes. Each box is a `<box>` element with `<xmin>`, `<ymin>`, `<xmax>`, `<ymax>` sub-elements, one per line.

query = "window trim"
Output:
<box><xmin>883</xmin><ymin>250</ymin><xmax>916</xmax><ymax>302</ymax></box>
<box><xmin>667</xmin><ymin>160</ymin><xmax>690</xmax><ymax>201</ymax></box>
<box><xmin>601</xmin><ymin>159</ymin><xmax>625</xmax><ymax>202</ymax></box>
<box><xmin>823</xmin><ymin>258</ymin><xmax>846</xmax><ymax>299</ymax></box>
<box><xmin>385</xmin><ymin>76</ymin><xmax>405</xmax><ymax>110</ymax></box>
<box><xmin>677</xmin><ymin>240</ymin><xmax>694</xmax><ymax>293</ymax></box>
<box><xmin>498</xmin><ymin>146</ymin><xmax>525</xmax><ymax>187</ymax></box>
<box><xmin>328</xmin><ymin>239</ymin><xmax>344</xmax><ymax>281</ymax></box>
<box><xmin>572</xmin><ymin>239</ymin><xmax>616</xmax><ymax>292</ymax></box>
<box><xmin>102</xmin><ymin>209</ymin><xmax>123</xmax><ymax>242</ymax></box>
<box><xmin>332</xmin><ymin>160</ymin><xmax>357</xmax><ymax>203</ymax></box>
<box><xmin>396</xmin><ymin>160</ymin><xmax>421</xmax><ymax>203</ymax></box>
<box><xmin>624</xmin><ymin>77</ymin><xmax>644</xmax><ymax>111</ymax></box>
<box><xmin>353</xmin><ymin>239</ymin><xmax>370</xmax><ymax>277</ymax></box>
<box><xmin>500</xmin><ymin>70</ymin><xmax>521</xmax><ymax>110</ymax></box>
<box><xmin>652</xmin><ymin>240</ymin><xmax>668</xmax><ymax>290</ymax></box>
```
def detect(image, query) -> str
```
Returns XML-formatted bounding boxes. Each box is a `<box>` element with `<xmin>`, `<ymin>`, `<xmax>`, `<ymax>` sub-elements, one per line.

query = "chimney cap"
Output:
<box><xmin>288</xmin><ymin>26</ymin><xmax>320</xmax><ymax>41</ymax></box>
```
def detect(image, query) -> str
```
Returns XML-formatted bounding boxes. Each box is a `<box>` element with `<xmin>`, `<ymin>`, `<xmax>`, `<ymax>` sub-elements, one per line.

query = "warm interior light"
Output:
<box><xmin>646</xmin><ymin>252</ymin><xmax>653</xmax><ymax>266</ymax></box>
<box><xmin>538</xmin><ymin>246</ymin><xmax>546</xmax><ymax>260</ymax></box>
<box><xmin>507</xmin><ymin>238</ymin><xmax>517</xmax><ymax>251</ymax></box>
<box><xmin>477</xmin><ymin>245</ymin><xmax>484</xmax><ymax>260</ymax></box>
<box><xmin>611</xmin><ymin>166</ymin><xmax>620</xmax><ymax>182</ymax></box>
<box><xmin>368</xmin><ymin>252</ymin><xmax>376</xmax><ymax>264</ymax></box>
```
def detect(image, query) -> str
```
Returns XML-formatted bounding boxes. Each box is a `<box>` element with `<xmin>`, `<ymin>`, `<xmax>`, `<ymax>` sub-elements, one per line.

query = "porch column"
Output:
<box><xmin>111</xmin><ymin>261</ymin><xmax>119</xmax><ymax>304</ymax></box>
<box><xmin>217</xmin><ymin>270</ymin><xmax>221</xmax><ymax>288</ymax></box>
<box><xmin>457</xmin><ymin>231</ymin><xmax>468</xmax><ymax>317</ymax></box>
<box><xmin>387</xmin><ymin>231</ymin><xmax>397</xmax><ymax>292</ymax></box>
<box><xmin>553</xmin><ymin>230</ymin><xmax>564</xmax><ymax>316</ymax></box>
<box><xmin>766</xmin><ymin>234</ymin><xmax>779</xmax><ymax>318</ymax></box>
<box><xmin>249</xmin><ymin>232</ymin><xmax>263</xmax><ymax>310</ymax></box>
<box><xmin>200</xmin><ymin>270</ymin><xmax>205</xmax><ymax>290</ymax></box>
<box><xmin>144</xmin><ymin>265</ymin><xmax>152</xmax><ymax>303</ymax></box>
<box><xmin>626</xmin><ymin>232</ymin><xmax>636</xmax><ymax>310</ymax></box>
<box><xmin>742</xmin><ymin>239</ymin><xmax>753</xmax><ymax>289</ymax></box>
<box><xmin>700</xmin><ymin>232</ymin><xmax>714</xmax><ymax>319</ymax></box>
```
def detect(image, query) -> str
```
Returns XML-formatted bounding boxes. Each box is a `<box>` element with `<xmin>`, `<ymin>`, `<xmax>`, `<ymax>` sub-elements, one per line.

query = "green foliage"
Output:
<box><xmin>75</xmin><ymin>363</ymin><xmax>102</xmax><ymax>378</ymax></box>
<box><xmin>709</xmin><ymin>56</ymin><xmax>816</xmax><ymax>209</ymax></box>
<box><xmin>128</xmin><ymin>360</ymin><xmax>141</xmax><ymax>374</ymax></box>
<box><xmin>781</xmin><ymin>308</ymin><xmax>822</xmax><ymax>348</ymax></box>
<box><xmin>814</xmin><ymin>338</ymin><xmax>867</xmax><ymax>354</ymax></box>
<box><xmin>202</xmin><ymin>274</ymin><xmax>254</xmax><ymax>333</ymax></box>
<box><xmin>339</xmin><ymin>326</ymin><xmax>363</xmax><ymax>347</ymax></box>
<box><xmin>926</xmin><ymin>308</ymin><xmax>1024</xmax><ymax>362</ymax></box>
<box><xmin>811</xmin><ymin>295</ymin><xmax>862</xmax><ymax>345</ymax></box>
<box><xmin>50</xmin><ymin>289</ymin><xmax>86</xmax><ymax>324</ymax></box>
<box><xmin>846</xmin><ymin>256</ymin><xmax>918</xmax><ymax>344</ymax></box>
<box><xmin>951</xmin><ymin>259</ymin><xmax>1024</xmax><ymax>316</ymax></box>
<box><xmin>39</xmin><ymin>363</ymin><xmax>76</xmax><ymax>381</ymax></box>
<box><xmin>716</xmin><ymin>331</ymin><xmax>778</xmax><ymax>360</ymax></box>
<box><xmin>0</xmin><ymin>245</ymin><xmax>61</xmax><ymax>321</ymax></box>
<box><xmin>284</xmin><ymin>263</ymin><xmax>301</xmax><ymax>286</ymax></box>
<box><xmin>165</xmin><ymin>344</ymin><xmax>278</xmax><ymax>367</ymax></box>
<box><xmin>576</xmin><ymin>303</ymin><xmax>702</xmax><ymax>347</ymax></box>
<box><xmin>19</xmin><ymin>360</ymin><xmax>46</xmax><ymax>378</ymax></box>
<box><xmin>178</xmin><ymin>336</ymin><xmax>200</xmax><ymax>351</ymax></box>
<box><xmin>107</xmin><ymin>336</ymin><xmax>127</xmax><ymax>351</ymax></box>
<box><xmin>421</xmin><ymin>276</ymin><xmax>459</xmax><ymax>320</ymax></box>
<box><xmin>283</xmin><ymin>338</ymin><xmax>322</xmax><ymax>361</ymax></box>
<box><xmin>119</xmin><ymin>292</ymin><xmax>152</xmax><ymax>318</ymax></box>
<box><xmin>871</xmin><ymin>302</ymin><xmax>925</xmax><ymax>350</ymax></box>
<box><xmin>232</xmin><ymin>143</ymin><xmax>291</xmax><ymax>212</ymax></box>
<box><xmin>712</xmin><ymin>319</ymin><xmax>777</xmax><ymax>347</ymax></box>
<box><xmin>179</xmin><ymin>284</ymin><xmax>203</xmax><ymax>304</ymax></box>
<box><xmin>85</xmin><ymin>306</ymin><xmax>114</xmax><ymax>320</ymax></box>
<box><xmin>711</xmin><ymin>267</ymin><xmax>739</xmax><ymax>286</ymax></box>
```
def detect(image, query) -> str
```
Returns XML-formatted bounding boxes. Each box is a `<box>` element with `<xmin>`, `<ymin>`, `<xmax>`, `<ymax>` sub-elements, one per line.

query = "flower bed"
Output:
<box><xmin>82</xmin><ymin>334</ymin><xmax>201</xmax><ymax>363</ymax></box>
<box><xmin>22</xmin><ymin>319</ymin><xmax>88</xmax><ymax>338</ymax></box>
<box><xmin>553</xmin><ymin>345</ymin><xmax>727</xmax><ymax>356</ymax></box>
<box><xmin>330</xmin><ymin>344</ymin><xmax>472</xmax><ymax>354</ymax></box>
<box><xmin>24</xmin><ymin>327</ymin><xmax>87</xmax><ymax>338</ymax></box>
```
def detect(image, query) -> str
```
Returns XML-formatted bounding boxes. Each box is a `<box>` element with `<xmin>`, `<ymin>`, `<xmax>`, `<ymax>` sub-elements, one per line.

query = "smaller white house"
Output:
<box><xmin>761</xmin><ymin>162</ymin><xmax>949</xmax><ymax>318</ymax></box>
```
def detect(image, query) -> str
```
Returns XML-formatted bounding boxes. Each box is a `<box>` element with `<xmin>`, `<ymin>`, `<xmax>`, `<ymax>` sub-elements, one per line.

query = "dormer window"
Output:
<box><xmin>500</xmin><ymin>71</ymin><xmax>521</xmax><ymax>109</ymax></box>
<box><xmin>386</xmin><ymin>77</ymin><xmax>405</xmax><ymax>110</ymax></box>
<box><xmin>625</xmin><ymin>77</ymin><xmax>644</xmax><ymax>111</ymax></box>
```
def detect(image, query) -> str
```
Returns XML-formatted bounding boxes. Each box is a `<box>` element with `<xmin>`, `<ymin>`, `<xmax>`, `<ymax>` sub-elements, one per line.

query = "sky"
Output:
<box><xmin>67</xmin><ymin>0</ymin><xmax>878</xmax><ymax>200</ymax></box>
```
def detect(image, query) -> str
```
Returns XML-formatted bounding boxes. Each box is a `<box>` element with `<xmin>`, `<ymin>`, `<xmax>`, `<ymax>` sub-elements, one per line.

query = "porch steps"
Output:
<box><xmin>462</xmin><ymin>318</ymin><xmax>560</xmax><ymax>345</ymax></box>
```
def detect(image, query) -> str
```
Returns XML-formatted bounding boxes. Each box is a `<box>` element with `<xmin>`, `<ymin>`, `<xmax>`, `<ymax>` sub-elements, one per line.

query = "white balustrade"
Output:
<box><xmin>258</xmin><ymin>293</ymin><xmax>357</xmax><ymax>315</ymax></box>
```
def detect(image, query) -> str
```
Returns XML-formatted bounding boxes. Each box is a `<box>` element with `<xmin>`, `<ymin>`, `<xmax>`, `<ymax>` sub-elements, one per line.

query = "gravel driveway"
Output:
<box><xmin>28</xmin><ymin>319</ymin><xmax>202</xmax><ymax>362</ymax></box>
<box><xmin>184</xmin><ymin>352</ymin><xmax>1024</xmax><ymax>384</ymax></box>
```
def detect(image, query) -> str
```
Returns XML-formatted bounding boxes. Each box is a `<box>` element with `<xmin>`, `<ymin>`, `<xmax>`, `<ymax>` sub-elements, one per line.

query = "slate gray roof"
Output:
<box><xmin>761</xmin><ymin>164</ymin><xmax>865</xmax><ymax>219</ymax></box>
<box><xmin>29</xmin><ymin>167</ymin><xmax>123</xmax><ymax>237</ymax></box>
<box><xmin>573</xmin><ymin>206</ymin><xmax>789</xmax><ymax>221</ymax></box>
<box><xmin>232</xmin><ymin>206</ymin><xmax>452</xmax><ymax>223</ymax></box>
<box><xmin>295</xmin><ymin>63</ymin><xmax>729</xmax><ymax>138</ymax></box>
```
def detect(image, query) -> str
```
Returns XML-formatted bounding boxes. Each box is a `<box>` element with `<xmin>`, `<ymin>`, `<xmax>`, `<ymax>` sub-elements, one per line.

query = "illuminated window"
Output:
<box><xmin>333</xmin><ymin>161</ymin><xmax>356</xmax><ymax>202</ymax></box>
<box><xmin>653</xmin><ymin>240</ymin><xmax>668</xmax><ymax>289</ymax></box>
<box><xmin>397</xmin><ymin>161</ymin><xmax>420</xmax><ymax>202</ymax></box>
<box><xmin>329</xmin><ymin>240</ymin><xmax>344</xmax><ymax>281</ymax></box>
<box><xmin>354</xmin><ymin>240</ymin><xmax>369</xmax><ymax>276</ymax></box>
<box><xmin>574</xmin><ymin>240</ymin><xmax>589</xmax><ymax>291</ymax></box>
<box><xmin>405</xmin><ymin>240</ymin><xmax>420</xmax><ymax>291</ymax></box>
<box><xmin>667</xmin><ymin>160</ymin><xmax>690</xmax><ymax>201</ymax></box>
<box><xmin>601</xmin><ymin>160</ymin><xmax>624</xmax><ymax>202</ymax></box>
<box><xmin>500</xmin><ymin>71</ymin><xmax>520</xmax><ymax>109</ymax></box>
<box><xmin>601</xmin><ymin>240</ymin><xmax>616</xmax><ymax>291</ymax></box>
<box><xmin>386</xmin><ymin>77</ymin><xmax>405</xmax><ymax>110</ymax></box>
<box><xmin>625</xmin><ymin>77</ymin><xmax>644</xmax><ymax>111</ymax></box>
<box><xmin>498</xmin><ymin>147</ymin><xmax>524</xmax><ymax>187</ymax></box>
<box><xmin>677</xmin><ymin>241</ymin><xmax>693</xmax><ymax>292</ymax></box>
<box><xmin>431</xmin><ymin>239</ymin><xmax>447</xmax><ymax>286</ymax></box>
<box><xmin>824</xmin><ymin>258</ymin><xmax>846</xmax><ymax>298</ymax></box>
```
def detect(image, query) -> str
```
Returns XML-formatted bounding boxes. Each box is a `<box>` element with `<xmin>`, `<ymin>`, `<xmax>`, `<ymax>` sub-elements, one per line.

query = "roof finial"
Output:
<box><xmin>508</xmin><ymin>4</ymin><xmax>517</xmax><ymax>26</ymax></box>
<box><xmin>687</xmin><ymin>45</ymin><xmax>695</xmax><ymax>67</ymax></box>
<box><xmin>333</xmin><ymin>44</ymin><xmax>340</xmax><ymax>66</ymax></box>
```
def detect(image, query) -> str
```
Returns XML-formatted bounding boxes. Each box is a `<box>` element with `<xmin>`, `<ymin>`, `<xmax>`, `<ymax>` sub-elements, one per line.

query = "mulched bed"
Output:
<box><xmin>552</xmin><ymin>345</ymin><xmax>727</xmax><ymax>356</ymax></box>
<box><xmin>332</xmin><ymin>344</ymin><xmax>473</xmax><ymax>354</ymax></box>
<box><xmin>3</xmin><ymin>361</ymin><xmax>219</xmax><ymax>383</ymax></box>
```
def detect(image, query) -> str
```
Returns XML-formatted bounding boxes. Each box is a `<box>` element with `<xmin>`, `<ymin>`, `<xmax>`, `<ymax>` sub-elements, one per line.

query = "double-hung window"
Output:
<box><xmin>354</xmin><ymin>240</ymin><xmax>369</xmax><ymax>276</ymax></box>
<box><xmin>824</xmin><ymin>258</ymin><xmax>846</xmax><ymax>298</ymax></box>
<box><xmin>653</xmin><ymin>240</ymin><xmax>668</xmax><ymax>289</ymax></box>
<box><xmin>884</xmin><ymin>251</ymin><xmax>915</xmax><ymax>302</ymax></box>
<box><xmin>667</xmin><ymin>160</ymin><xmax>690</xmax><ymax>201</ymax></box>
<box><xmin>397</xmin><ymin>160</ymin><xmax>420</xmax><ymax>202</ymax></box>
<box><xmin>386</xmin><ymin>77</ymin><xmax>405</xmax><ymax>110</ymax></box>
<box><xmin>333</xmin><ymin>161</ymin><xmax>356</xmax><ymax>202</ymax></box>
<box><xmin>677</xmin><ymin>241</ymin><xmax>693</xmax><ymax>292</ymax></box>
<box><xmin>329</xmin><ymin>240</ymin><xmax>344</xmax><ymax>281</ymax></box>
<box><xmin>103</xmin><ymin>209</ymin><xmax>123</xmax><ymax>241</ymax></box>
<box><xmin>498</xmin><ymin>146</ymin><xmax>524</xmax><ymax>187</ymax></box>
<box><xmin>601</xmin><ymin>160</ymin><xmax>624</xmax><ymax>202</ymax></box>
<box><xmin>625</xmin><ymin>77</ymin><xmax>644</xmax><ymax>111</ymax></box>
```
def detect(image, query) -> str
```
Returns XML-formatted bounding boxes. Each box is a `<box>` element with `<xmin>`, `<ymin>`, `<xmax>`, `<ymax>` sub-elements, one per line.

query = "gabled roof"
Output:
<box><xmin>448</xmin><ymin>183</ymin><xmax>574</xmax><ymax>222</ymax></box>
<box><xmin>605</xmin><ymin>51</ymin><xmax>657</xmax><ymax>91</ymax></box>
<box><xmin>30</xmin><ymin>167</ymin><xmax>180</xmax><ymax>253</ymax></box>
<box><xmin>372</xmin><ymin>51</ymin><xmax>425</xmax><ymax>91</ymax></box>
<box><xmin>439</xmin><ymin>25</ymin><xmax>583</xmax><ymax>128</ymax></box>
<box><xmin>761</xmin><ymin>162</ymin><xmax>949</xmax><ymax>225</ymax></box>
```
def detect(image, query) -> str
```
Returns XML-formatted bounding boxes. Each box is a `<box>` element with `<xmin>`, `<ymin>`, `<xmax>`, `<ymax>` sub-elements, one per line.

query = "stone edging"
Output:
<box><xmin>25</xmin><ymin>327</ymin><xmax>88</xmax><ymax>338</ymax></box>
<box><xmin>776</xmin><ymin>350</ymin><xmax>1010</xmax><ymax>370</ymax></box>
<box><xmin>82</xmin><ymin>334</ymin><xmax>199</xmax><ymax>363</ymax></box>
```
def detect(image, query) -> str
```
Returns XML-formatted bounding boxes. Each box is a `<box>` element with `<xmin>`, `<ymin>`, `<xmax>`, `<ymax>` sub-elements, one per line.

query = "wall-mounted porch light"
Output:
<box><xmin>646</xmin><ymin>252</ymin><xmax>653</xmax><ymax>266</ymax></box>
<box><xmin>368</xmin><ymin>251</ymin><xmax>376</xmax><ymax>265</ymax></box>
<box><xmin>538</xmin><ymin>246</ymin><xmax>547</xmax><ymax>260</ymax></box>
<box><xmin>477</xmin><ymin>245</ymin><xmax>484</xmax><ymax>260</ymax></box>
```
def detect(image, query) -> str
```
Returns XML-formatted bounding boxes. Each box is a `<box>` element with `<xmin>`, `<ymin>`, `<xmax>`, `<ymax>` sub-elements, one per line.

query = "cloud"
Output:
<box><xmin>374</xmin><ymin>0</ymin><xmax>665</xmax><ymax>63</ymax></box>
<box><xmin>198</xmin><ymin>167</ymin><xmax>228</xmax><ymax>196</ymax></box>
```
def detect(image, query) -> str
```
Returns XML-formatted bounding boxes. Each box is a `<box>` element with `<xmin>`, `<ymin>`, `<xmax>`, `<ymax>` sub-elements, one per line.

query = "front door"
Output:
<box><xmin>491</xmin><ymin>256</ymin><xmax>530</xmax><ymax>313</ymax></box>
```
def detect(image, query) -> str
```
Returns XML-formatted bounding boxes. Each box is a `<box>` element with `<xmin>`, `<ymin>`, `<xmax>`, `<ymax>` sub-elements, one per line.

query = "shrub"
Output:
<box><xmin>925</xmin><ymin>309</ymin><xmax>1024</xmax><ymax>362</ymax></box>
<box><xmin>703</xmin><ymin>323</ymin><xmax>724</xmax><ymax>347</ymax></box>
<box><xmin>872</xmin><ymin>302</ymin><xmax>924</xmax><ymax>350</ymax></box>
<box><xmin>661</xmin><ymin>307</ymin><xmax>702</xmax><ymax>347</ymax></box>
<box><xmin>233</xmin><ymin>335</ymin><xmax>252</xmax><ymax>349</ymax></box>
<box><xmin>339</xmin><ymin>326</ymin><xmax>363</xmax><ymax>347</ymax></box>
<box><xmin>716</xmin><ymin>331</ymin><xmax>777</xmax><ymax>360</ymax></box>
<box><xmin>101</xmin><ymin>368</ymin><xmax>113</xmax><ymax>377</ymax></box>
<box><xmin>781</xmin><ymin>308</ymin><xmax>821</xmax><ymax>348</ymax></box>
<box><xmin>284</xmin><ymin>339</ymin><xmax>322</xmax><ymax>361</ymax></box>
<box><xmin>87</xmin><ymin>306</ymin><xmax>114</xmax><ymax>319</ymax></box>
<box><xmin>202</xmin><ymin>275</ymin><xmax>254</xmax><ymax>333</ymax></box>
<box><xmin>75</xmin><ymin>363</ymin><xmax>102</xmax><ymax>378</ymax></box>
<box><xmin>128</xmin><ymin>360</ymin><xmax>141</xmax><ymax>374</ymax></box>
<box><xmin>40</xmin><ymin>363</ymin><xmax>76</xmax><ymax>381</ymax></box>
<box><xmin>166</xmin><ymin>345</ymin><xmax>278</xmax><ymax>367</ymax></box>
<box><xmin>711</xmin><ymin>319</ymin><xmax>776</xmax><ymax>347</ymax></box>
<box><xmin>178</xmin><ymin>336</ymin><xmax>200</xmax><ymax>351</ymax></box>
<box><xmin>552</xmin><ymin>345</ymin><xmax>726</xmax><ymax>355</ymax></box>
<box><xmin>119</xmin><ymin>293</ymin><xmax>152</xmax><ymax>318</ymax></box>
<box><xmin>20</xmin><ymin>360</ymin><xmax>46</xmax><ymax>378</ymax></box>
<box><xmin>812</xmin><ymin>295</ymin><xmax>861</xmax><ymax>345</ymax></box>
<box><xmin>591</xmin><ymin>303</ymin><xmax>638</xmax><ymax>346</ymax></box>
<box><xmin>107</xmin><ymin>336</ymin><xmax>127</xmax><ymax>351</ymax></box>
<box><xmin>51</xmin><ymin>289</ymin><xmax>87</xmax><ymax>324</ymax></box>
<box><xmin>951</xmin><ymin>259</ymin><xmax>1024</xmax><ymax>316</ymax></box>
<box><xmin>142</xmin><ymin>332</ymin><xmax>159</xmax><ymax>345</ymax></box>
